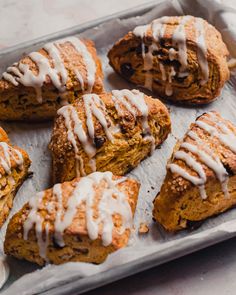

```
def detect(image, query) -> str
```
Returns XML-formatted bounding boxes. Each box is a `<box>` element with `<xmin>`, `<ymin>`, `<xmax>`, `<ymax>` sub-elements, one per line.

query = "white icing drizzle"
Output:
<box><xmin>172</xmin><ymin>16</ymin><xmax>191</xmax><ymax>72</ymax></box>
<box><xmin>165</xmin><ymin>66</ymin><xmax>176</xmax><ymax>96</ymax></box>
<box><xmin>83</xmin><ymin>94</ymin><xmax>113</xmax><ymax>142</ymax></box>
<box><xmin>23</xmin><ymin>192</ymin><xmax>49</xmax><ymax>261</ymax></box>
<box><xmin>168</xmin><ymin>163</ymin><xmax>207</xmax><ymax>199</ymax></box>
<box><xmin>23</xmin><ymin>172</ymin><xmax>133</xmax><ymax>259</ymax></box>
<box><xmin>133</xmin><ymin>16</ymin><xmax>209</xmax><ymax>94</ymax></box>
<box><xmin>133</xmin><ymin>18</ymin><xmax>167</xmax><ymax>92</ymax></box>
<box><xmin>0</xmin><ymin>142</ymin><xmax>24</xmax><ymax>177</ymax></box>
<box><xmin>159</xmin><ymin>63</ymin><xmax>167</xmax><ymax>81</ymax></box>
<box><xmin>168</xmin><ymin>112</ymin><xmax>233</xmax><ymax>199</ymax></box>
<box><xmin>143</xmin><ymin>43</ymin><xmax>158</xmax><ymax>90</ymax></box>
<box><xmin>173</xmin><ymin>150</ymin><xmax>207</xmax><ymax>199</ymax></box>
<box><xmin>57</xmin><ymin>104</ymin><xmax>96</xmax><ymax>176</ymax></box>
<box><xmin>2</xmin><ymin>36</ymin><xmax>96</xmax><ymax>103</ymax></box>
<box><xmin>195</xmin><ymin>18</ymin><xmax>209</xmax><ymax>85</ymax></box>
<box><xmin>111</xmin><ymin>89</ymin><xmax>155</xmax><ymax>153</ymax></box>
<box><xmin>62</xmin><ymin>37</ymin><xmax>96</xmax><ymax>93</ymax></box>
<box><xmin>133</xmin><ymin>25</ymin><xmax>149</xmax><ymax>39</ymax></box>
<box><xmin>58</xmin><ymin>92</ymin><xmax>117</xmax><ymax>176</ymax></box>
<box><xmin>58</xmin><ymin>90</ymin><xmax>155</xmax><ymax>176</ymax></box>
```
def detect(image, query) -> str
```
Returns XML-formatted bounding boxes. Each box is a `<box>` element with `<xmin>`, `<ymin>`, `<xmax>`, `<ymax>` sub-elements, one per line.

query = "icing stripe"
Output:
<box><xmin>112</xmin><ymin>89</ymin><xmax>155</xmax><ymax>153</ymax></box>
<box><xmin>169</xmin><ymin>112</ymin><xmax>233</xmax><ymax>199</ymax></box>
<box><xmin>195</xmin><ymin>18</ymin><xmax>209</xmax><ymax>85</ymax></box>
<box><xmin>58</xmin><ymin>90</ymin><xmax>155</xmax><ymax>176</ymax></box>
<box><xmin>2</xmin><ymin>36</ymin><xmax>96</xmax><ymax>103</ymax></box>
<box><xmin>23</xmin><ymin>172</ymin><xmax>133</xmax><ymax>259</ymax></box>
<box><xmin>0</xmin><ymin>142</ymin><xmax>24</xmax><ymax>177</ymax></box>
<box><xmin>133</xmin><ymin>16</ymin><xmax>209</xmax><ymax>94</ymax></box>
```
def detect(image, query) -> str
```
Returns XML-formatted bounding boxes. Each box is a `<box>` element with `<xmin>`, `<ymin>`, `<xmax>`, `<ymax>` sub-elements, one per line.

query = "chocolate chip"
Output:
<box><xmin>135</xmin><ymin>44</ymin><xmax>148</xmax><ymax>55</ymax></box>
<box><xmin>120</xmin><ymin>125</ymin><xmax>127</xmax><ymax>134</ymax></box>
<box><xmin>175</xmin><ymin>76</ymin><xmax>186</xmax><ymax>83</ymax></box>
<box><xmin>94</xmin><ymin>136</ymin><xmax>105</xmax><ymax>148</ymax></box>
<box><xmin>159</xmin><ymin>39</ymin><xmax>166</xmax><ymax>47</ymax></box>
<box><xmin>27</xmin><ymin>171</ymin><xmax>34</xmax><ymax>179</ymax></box>
<box><xmin>120</xmin><ymin>63</ymin><xmax>135</xmax><ymax>78</ymax></box>
<box><xmin>141</xmin><ymin>131</ymin><xmax>151</xmax><ymax>138</ymax></box>
<box><xmin>52</xmin><ymin>237</ymin><xmax>64</xmax><ymax>249</ymax></box>
<box><xmin>74</xmin><ymin>235</ymin><xmax>83</xmax><ymax>242</ymax></box>
<box><xmin>74</xmin><ymin>91</ymin><xmax>79</xmax><ymax>97</ymax></box>
<box><xmin>223</xmin><ymin>163</ymin><xmax>234</xmax><ymax>176</ymax></box>
<box><xmin>186</xmin><ymin>220</ymin><xmax>204</xmax><ymax>231</ymax></box>
<box><xmin>126</xmin><ymin>164</ymin><xmax>134</xmax><ymax>173</ymax></box>
<box><xmin>74</xmin><ymin>248</ymin><xmax>89</xmax><ymax>254</ymax></box>
<box><xmin>152</xmin><ymin>50</ymin><xmax>158</xmax><ymax>56</ymax></box>
<box><xmin>56</xmin><ymin>96</ymin><xmax>61</xmax><ymax>104</ymax></box>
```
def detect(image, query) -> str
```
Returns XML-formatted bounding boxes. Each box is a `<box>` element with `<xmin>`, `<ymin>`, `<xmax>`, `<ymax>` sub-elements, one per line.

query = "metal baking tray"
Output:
<box><xmin>1</xmin><ymin>0</ymin><xmax>236</xmax><ymax>294</ymax></box>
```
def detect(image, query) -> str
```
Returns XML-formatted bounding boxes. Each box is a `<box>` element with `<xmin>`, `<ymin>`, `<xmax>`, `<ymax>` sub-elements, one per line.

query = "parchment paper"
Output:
<box><xmin>2</xmin><ymin>0</ymin><xmax>236</xmax><ymax>294</ymax></box>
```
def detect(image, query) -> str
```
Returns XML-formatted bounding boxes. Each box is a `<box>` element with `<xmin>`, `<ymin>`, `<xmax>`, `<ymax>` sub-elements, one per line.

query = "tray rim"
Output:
<box><xmin>2</xmin><ymin>0</ymin><xmax>236</xmax><ymax>294</ymax></box>
<box><xmin>41</xmin><ymin>229</ymin><xmax>236</xmax><ymax>295</ymax></box>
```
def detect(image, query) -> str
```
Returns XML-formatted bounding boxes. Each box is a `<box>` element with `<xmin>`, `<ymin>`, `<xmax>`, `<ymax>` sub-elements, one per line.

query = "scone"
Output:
<box><xmin>0</xmin><ymin>127</ymin><xmax>30</xmax><ymax>227</ymax></box>
<box><xmin>108</xmin><ymin>16</ymin><xmax>229</xmax><ymax>104</ymax></box>
<box><xmin>0</xmin><ymin>36</ymin><xmax>104</xmax><ymax>120</ymax></box>
<box><xmin>4</xmin><ymin>171</ymin><xmax>140</xmax><ymax>265</ymax></box>
<box><xmin>153</xmin><ymin>111</ymin><xmax>236</xmax><ymax>231</ymax></box>
<box><xmin>49</xmin><ymin>89</ymin><xmax>171</xmax><ymax>183</ymax></box>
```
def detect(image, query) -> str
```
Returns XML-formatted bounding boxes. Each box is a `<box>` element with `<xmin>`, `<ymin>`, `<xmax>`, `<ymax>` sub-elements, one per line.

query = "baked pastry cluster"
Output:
<box><xmin>49</xmin><ymin>89</ymin><xmax>171</xmax><ymax>182</ymax></box>
<box><xmin>0</xmin><ymin>36</ymin><xmax>104</xmax><ymax>120</ymax></box>
<box><xmin>0</xmin><ymin>127</ymin><xmax>30</xmax><ymax>227</ymax></box>
<box><xmin>153</xmin><ymin>111</ymin><xmax>236</xmax><ymax>231</ymax></box>
<box><xmin>1</xmin><ymin>14</ymin><xmax>234</xmax><ymax>269</ymax></box>
<box><xmin>108</xmin><ymin>16</ymin><xmax>229</xmax><ymax>104</ymax></box>
<box><xmin>4</xmin><ymin>171</ymin><xmax>139</xmax><ymax>265</ymax></box>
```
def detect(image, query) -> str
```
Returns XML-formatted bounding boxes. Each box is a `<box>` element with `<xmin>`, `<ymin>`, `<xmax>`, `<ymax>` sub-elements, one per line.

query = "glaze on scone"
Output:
<box><xmin>108</xmin><ymin>16</ymin><xmax>229</xmax><ymax>104</ymax></box>
<box><xmin>4</xmin><ymin>171</ymin><xmax>139</xmax><ymax>265</ymax></box>
<box><xmin>0</xmin><ymin>36</ymin><xmax>104</xmax><ymax>120</ymax></box>
<box><xmin>153</xmin><ymin>112</ymin><xmax>236</xmax><ymax>231</ymax></box>
<box><xmin>49</xmin><ymin>89</ymin><xmax>171</xmax><ymax>183</ymax></box>
<box><xmin>0</xmin><ymin>127</ymin><xmax>30</xmax><ymax>227</ymax></box>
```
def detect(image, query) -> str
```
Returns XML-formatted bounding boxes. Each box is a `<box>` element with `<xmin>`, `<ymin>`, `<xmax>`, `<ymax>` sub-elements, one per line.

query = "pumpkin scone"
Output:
<box><xmin>108</xmin><ymin>16</ymin><xmax>229</xmax><ymax>104</ymax></box>
<box><xmin>0</xmin><ymin>127</ymin><xmax>30</xmax><ymax>227</ymax></box>
<box><xmin>153</xmin><ymin>111</ymin><xmax>236</xmax><ymax>232</ymax></box>
<box><xmin>4</xmin><ymin>171</ymin><xmax>139</xmax><ymax>265</ymax></box>
<box><xmin>49</xmin><ymin>89</ymin><xmax>171</xmax><ymax>183</ymax></box>
<box><xmin>0</xmin><ymin>36</ymin><xmax>104</xmax><ymax>120</ymax></box>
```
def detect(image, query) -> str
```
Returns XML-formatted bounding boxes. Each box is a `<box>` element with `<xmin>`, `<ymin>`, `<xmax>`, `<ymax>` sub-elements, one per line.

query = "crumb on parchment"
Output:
<box><xmin>138</xmin><ymin>222</ymin><xmax>149</xmax><ymax>234</ymax></box>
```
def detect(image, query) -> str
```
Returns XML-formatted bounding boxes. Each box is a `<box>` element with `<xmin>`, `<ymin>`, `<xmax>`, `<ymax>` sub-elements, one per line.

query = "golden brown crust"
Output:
<box><xmin>0</xmin><ymin>127</ymin><xmax>31</xmax><ymax>227</ymax></box>
<box><xmin>49</xmin><ymin>90</ymin><xmax>171</xmax><ymax>183</ymax></box>
<box><xmin>4</xmin><ymin>174</ymin><xmax>140</xmax><ymax>265</ymax></box>
<box><xmin>108</xmin><ymin>16</ymin><xmax>229</xmax><ymax>104</ymax></box>
<box><xmin>153</xmin><ymin>112</ymin><xmax>236</xmax><ymax>232</ymax></box>
<box><xmin>0</xmin><ymin>38</ymin><xmax>104</xmax><ymax>121</ymax></box>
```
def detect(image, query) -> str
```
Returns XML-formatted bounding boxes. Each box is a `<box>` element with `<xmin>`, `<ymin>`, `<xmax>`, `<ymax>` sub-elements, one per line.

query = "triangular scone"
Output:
<box><xmin>0</xmin><ymin>127</ymin><xmax>31</xmax><ymax>226</ymax></box>
<box><xmin>153</xmin><ymin>111</ymin><xmax>236</xmax><ymax>231</ymax></box>
<box><xmin>49</xmin><ymin>89</ymin><xmax>171</xmax><ymax>183</ymax></box>
<box><xmin>108</xmin><ymin>16</ymin><xmax>229</xmax><ymax>104</ymax></box>
<box><xmin>0</xmin><ymin>36</ymin><xmax>104</xmax><ymax>120</ymax></box>
<box><xmin>4</xmin><ymin>171</ymin><xmax>139</xmax><ymax>265</ymax></box>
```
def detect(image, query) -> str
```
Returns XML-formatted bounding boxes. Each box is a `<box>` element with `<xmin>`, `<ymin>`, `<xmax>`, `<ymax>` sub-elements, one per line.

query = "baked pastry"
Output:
<box><xmin>0</xmin><ymin>36</ymin><xmax>104</xmax><ymax>120</ymax></box>
<box><xmin>153</xmin><ymin>111</ymin><xmax>236</xmax><ymax>231</ymax></box>
<box><xmin>49</xmin><ymin>89</ymin><xmax>171</xmax><ymax>183</ymax></box>
<box><xmin>0</xmin><ymin>127</ymin><xmax>30</xmax><ymax>227</ymax></box>
<box><xmin>4</xmin><ymin>171</ymin><xmax>139</xmax><ymax>265</ymax></box>
<box><xmin>108</xmin><ymin>16</ymin><xmax>229</xmax><ymax>104</ymax></box>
